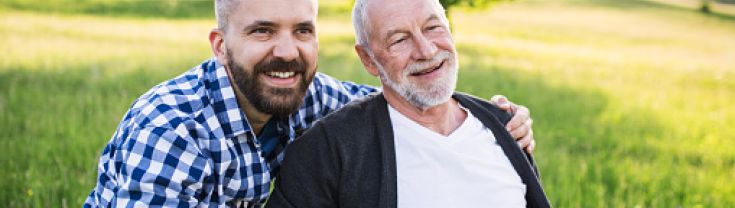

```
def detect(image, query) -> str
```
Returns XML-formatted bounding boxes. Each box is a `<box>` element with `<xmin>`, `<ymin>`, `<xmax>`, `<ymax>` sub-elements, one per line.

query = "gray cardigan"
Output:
<box><xmin>266</xmin><ymin>93</ymin><xmax>551</xmax><ymax>208</ymax></box>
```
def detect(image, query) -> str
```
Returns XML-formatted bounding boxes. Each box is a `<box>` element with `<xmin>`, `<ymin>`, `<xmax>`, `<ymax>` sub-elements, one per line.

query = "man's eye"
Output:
<box><xmin>392</xmin><ymin>38</ymin><xmax>406</xmax><ymax>46</ymax></box>
<box><xmin>251</xmin><ymin>28</ymin><xmax>271</xmax><ymax>34</ymax></box>
<box><xmin>427</xmin><ymin>25</ymin><xmax>442</xmax><ymax>31</ymax></box>
<box><xmin>296</xmin><ymin>28</ymin><xmax>313</xmax><ymax>34</ymax></box>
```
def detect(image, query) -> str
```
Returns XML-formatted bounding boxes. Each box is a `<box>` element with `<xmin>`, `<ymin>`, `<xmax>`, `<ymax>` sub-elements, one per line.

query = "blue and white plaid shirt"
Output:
<box><xmin>85</xmin><ymin>58</ymin><xmax>377</xmax><ymax>207</ymax></box>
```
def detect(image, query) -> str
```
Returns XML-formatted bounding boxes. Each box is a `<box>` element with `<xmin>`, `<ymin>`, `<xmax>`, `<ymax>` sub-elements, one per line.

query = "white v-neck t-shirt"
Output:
<box><xmin>388</xmin><ymin>104</ymin><xmax>526</xmax><ymax>208</ymax></box>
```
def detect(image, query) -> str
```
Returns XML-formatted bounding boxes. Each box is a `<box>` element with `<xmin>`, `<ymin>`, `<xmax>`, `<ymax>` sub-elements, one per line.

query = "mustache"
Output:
<box><xmin>254</xmin><ymin>58</ymin><xmax>306</xmax><ymax>74</ymax></box>
<box><xmin>404</xmin><ymin>50</ymin><xmax>452</xmax><ymax>75</ymax></box>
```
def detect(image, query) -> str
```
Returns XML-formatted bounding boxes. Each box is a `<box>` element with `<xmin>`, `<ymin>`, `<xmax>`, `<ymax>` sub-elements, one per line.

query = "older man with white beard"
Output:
<box><xmin>266</xmin><ymin>0</ymin><xmax>551</xmax><ymax>207</ymax></box>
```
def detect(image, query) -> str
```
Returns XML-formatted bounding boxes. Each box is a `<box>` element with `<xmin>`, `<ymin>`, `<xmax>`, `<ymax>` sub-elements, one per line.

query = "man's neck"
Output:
<box><xmin>238</xmin><ymin>96</ymin><xmax>272</xmax><ymax>136</ymax></box>
<box><xmin>225</xmin><ymin>67</ymin><xmax>272</xmax><ymax>135</ymax></box>
<box><xmin>383</xmin><ymin>89</ymin><xmax>467</xmax><ymax>136</ymax></box>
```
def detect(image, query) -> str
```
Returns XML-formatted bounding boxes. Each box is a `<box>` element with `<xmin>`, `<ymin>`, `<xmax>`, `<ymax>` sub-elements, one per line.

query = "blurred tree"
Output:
<box><xmin>440</xmin><ymin>0</ymin><xmax>500</xmax><ymax>14</ymax></box>
<box><xmin>439</xmin><ymin>0</ymin><xmax>507</xmax><ymax>28</ymax></box>
<box><xmin>347</xmin><ymin>0</ymin><xmax>506</xmax><ymax>26</ymax></box>
<box><xmin>700</xmin><ymin>0</ymin><xmax>712</xmax><ymax>14</ymax></box>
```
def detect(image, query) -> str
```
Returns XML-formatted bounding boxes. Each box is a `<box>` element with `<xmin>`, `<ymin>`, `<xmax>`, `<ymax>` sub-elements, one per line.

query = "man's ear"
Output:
<box><xmin>209</xmin><ymin>28</ymin><xmax>228</xmax><ymax>64</ymax></box>
<box><xmin>355</xmin><ymin>45</ymin><xmax>380</xmax><ymax>77</ymax></box>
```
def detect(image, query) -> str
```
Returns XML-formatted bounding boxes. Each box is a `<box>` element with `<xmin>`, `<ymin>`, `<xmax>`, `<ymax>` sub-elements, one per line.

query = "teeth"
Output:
<box><xmin>418</xmin><ymin>68</ymin><xmax>434</xmax><ymax>74</ymax></box>
<box><xmin>266</xmin><ymin>72</ymin><xmax>296</xmax><ymax>78</ymax></box>
<box><xmin>410</xmin><ymin>61</ymin><xmax>443</xmax><ymax>76</ymax></box>
<box><xmin>413</xmin><ymin>66</ymin><xmax>437</xmax><ymax>75</ymax></box>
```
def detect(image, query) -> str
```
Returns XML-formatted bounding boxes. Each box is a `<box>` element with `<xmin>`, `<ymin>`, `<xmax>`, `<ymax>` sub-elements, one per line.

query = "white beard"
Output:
<box><xmin>373</xmin><ymin>50</ymin><xmax>458</xmax><ymax>110</ymax></box>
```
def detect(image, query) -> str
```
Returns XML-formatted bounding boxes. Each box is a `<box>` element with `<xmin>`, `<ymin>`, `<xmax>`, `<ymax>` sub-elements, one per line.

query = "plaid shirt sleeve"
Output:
<box><xmin>85</xmin><ymin>97</ymin><xmax>213</xmax><ymax>207</ymax></box>
<box><xmin>112</xmin><ymin>125</ymin><xmax>210</xmax><ymax>207</ymax></box>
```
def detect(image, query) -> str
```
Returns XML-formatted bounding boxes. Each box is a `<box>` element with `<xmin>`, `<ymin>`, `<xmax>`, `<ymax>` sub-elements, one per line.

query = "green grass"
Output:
<box><xmin>1</xmin><ymin>0</ymin><xmax>734</xmax><ymax>207</ymax></box>
<box><xmin>0</xmin><ymin>0</ymin><xmax>353</xmax><ymax>18</ymax></box>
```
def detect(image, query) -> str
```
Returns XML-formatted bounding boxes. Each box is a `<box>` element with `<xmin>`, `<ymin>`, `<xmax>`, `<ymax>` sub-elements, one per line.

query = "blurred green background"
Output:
<box><xmin>1</xmin><ymin>0</ymin><xmax>734</xmax><ymax>207</ymax></box>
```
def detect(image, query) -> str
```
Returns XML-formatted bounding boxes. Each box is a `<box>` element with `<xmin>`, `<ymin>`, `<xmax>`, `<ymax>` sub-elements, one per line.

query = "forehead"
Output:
<box><xmin>231</xmin><ymin>0</ymin><xmax>317</xmax><ymax>24</ymax></box>
<box><xmin>366</xmin><ymin>0</ymin><xmax>441</xmax><ymax>32</ymax></box>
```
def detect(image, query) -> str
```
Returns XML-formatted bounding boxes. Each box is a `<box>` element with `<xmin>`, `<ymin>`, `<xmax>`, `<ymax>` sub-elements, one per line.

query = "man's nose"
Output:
<box><xmin>412</xmin><ymin>34</ymin><xmax>438</xmax><ymax>61</ymax></box>
<box><xmin>273</xmin><ymin>35</ymin><xmax>300</xmax><ymax>62</ymax></box>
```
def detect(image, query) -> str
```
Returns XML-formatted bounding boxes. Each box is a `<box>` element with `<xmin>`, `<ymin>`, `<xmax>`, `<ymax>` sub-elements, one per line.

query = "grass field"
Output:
<box><xmin>1</xmin><ymin>0</ymin><xmax>734</xmax><ymax>207</ymax></box>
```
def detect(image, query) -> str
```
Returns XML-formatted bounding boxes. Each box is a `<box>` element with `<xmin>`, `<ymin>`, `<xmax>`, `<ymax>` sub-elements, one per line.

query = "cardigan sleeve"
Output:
<box><xmin>266</xmin><ymin>122</ymin><xmax>340</xmax><ymax>208</ymax></box>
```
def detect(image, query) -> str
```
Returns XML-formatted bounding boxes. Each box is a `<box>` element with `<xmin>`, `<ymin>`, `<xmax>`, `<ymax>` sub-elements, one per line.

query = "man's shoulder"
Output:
<box><xmin>289</xmin><ymin>94</ymin><xmax>387</xmax><ymax>166</ymax></box>
<box><xmin>453</xmin><ymin>92</ymin><xmax>512</xmax><ymax>125</ymax></box>
<box><xmin>124</xmin><ymin>60</ymin><xmax>218</xmax><ymax>131</ymax></box>
<box><xmin>306</xmin><ymin>72</ymin><xmax>378</xmax><ymax>100</ymax></box>
<box><xmin>314</xmin><ymin>93</ymin><xmax>383</xmax><ymax>127</ymax></box>
<box><xmin>296</xmin><ymin>93</ymin><xmax>384</xmax><ymax>147</ymax></box>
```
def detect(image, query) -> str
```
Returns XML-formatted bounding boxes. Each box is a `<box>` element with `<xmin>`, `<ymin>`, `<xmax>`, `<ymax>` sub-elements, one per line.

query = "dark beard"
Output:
<box><xmin>227</xmin><ymin>52</ymin><xmax>313</xmax><ymax>118</ymax></box>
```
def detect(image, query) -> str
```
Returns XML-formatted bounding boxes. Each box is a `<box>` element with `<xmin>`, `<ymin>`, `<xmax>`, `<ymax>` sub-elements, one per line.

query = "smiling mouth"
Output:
<box><xmin>265</xmin><ymin>71</ymin><xmax>297</xmax><ymax>79</ymax></box>
<box><xmin>261</xmin><ymin>71</ymin><xmax>302</xmax><ymax>88</ymax></box>
<box><xmin>410</xmin><ymin>60</ymin><xmax>444</xmax><ymax>76</ymax></box>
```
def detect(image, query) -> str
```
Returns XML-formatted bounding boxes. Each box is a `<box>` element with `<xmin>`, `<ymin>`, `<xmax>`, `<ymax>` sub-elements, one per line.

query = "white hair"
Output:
<box><xmin>352</xmin><ymin>0</ymin><xmax>449</xmax><ymax>49</ymax></box>
<box><xmin>352</xmin><ymin>0</ymin><xmax>372</xmax><ymax>48</ymax></box>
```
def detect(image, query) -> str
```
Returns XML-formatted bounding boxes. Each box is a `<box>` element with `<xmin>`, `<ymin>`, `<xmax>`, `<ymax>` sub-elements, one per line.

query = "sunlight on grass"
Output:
<box><xmin>0</xmin><ymin>11</ymin><xmax>213</xmax><ymax>73</ymax></box>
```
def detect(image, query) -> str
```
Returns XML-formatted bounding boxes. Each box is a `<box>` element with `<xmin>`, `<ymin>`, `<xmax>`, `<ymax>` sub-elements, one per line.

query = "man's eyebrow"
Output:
<box><xmin>242</xmin><ymin>20</ymin><xmax>277</xmax><ymax>32</ymax></box>
<box><xmin>295</xmin><ymin>21</ymin><xmax>315</xmax><ymax>28</ymax></box>
<box><xmin>385</xmin><ymin>29</ymin><xmax>409</xmax><ymax>41</ymax></box>
<box><xmin>384</xmin><ymin>14</ymin><xmax>442</xmax><ymax>40</ymax></box>
<box><xmin>426</xmin><ymin>14</ymin><xmax>440</xmax><ymax>23</ymax></box>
